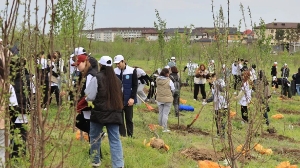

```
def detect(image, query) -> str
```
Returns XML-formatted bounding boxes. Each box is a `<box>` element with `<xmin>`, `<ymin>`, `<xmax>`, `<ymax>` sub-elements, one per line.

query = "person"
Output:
<box><xmin>194</xmin><ymin>64</ymin><xmax>208</xmax><ymax>102</ymax></box>
<box><xmin>220</xmin><ymin>64</ymin><xmax>230</xmax><ymax>81</ymax></box>
<box><xmin>271</xmin><ymin>62</ymin><xmax>278</xmax><ymax>78</ymax></box>
<box><xmin>133</xmin><ymin>67</ymin><xmax>153</xmax><ymax>104</ymax></box>
<box><xmin>235</xmin><ymin>70</ymin><xmax>252</xmax><ymax>123</ymax></box>
<box><xmin>282</xmin><ymin>77</ymin><xmax>292</xmax><ymax>98</ymax></box>
<box><xmin>250</xmin><ymin>64</ymin><xmax>257</xmax><ymax>86</ymax></box>
<box><xmin>206</xmin><ymin>78</ymin><xmax>228</xmax><ymax>137</ymax></box>
<box><xmin>114</xmin><ymin>55</ymin><xmax>138</xmax><ymax>137</ymax></box>
<box><xmin>231</xmin><ymin>60</ymin><xmax>239</xmax><ymax>93</ymax></box>
<box><xmin>36</xmin><ymin>51</ymin><xmax>50</xmax><ymax>110</ymax></box>
<box><xmin>146</xmin><ymin>68</ymin><xmax>161</xmax><ymax>101</ymax></box>
<box><xmin>10</xmin><ymin>58</ymin><xmax>31</xmax><ymax>158</ymax></box>
<box><xmin>208</xmin><ymin>60</ymin><xmax>215</xmax><ymax>89</ymax></box>
<box><xmin>85</xmin><ymin>56</ymin><xmax>124</xmax><ymax>168</ymax></box>
<box><xmin>168</xmin><ymin>57</ymin><xmax>176</xmax><ymax>67</ymax></box>
<box><xmin>169</xmin><ymin>66</ymin><xmax>181</xmax><ymax>117</ymax></box>
<box><xmin>74</xmin><ymin>54</ymin><xmax>98</xmax><ymax>134</ymax></box>
<box><xmin>48</xmin><ymin>54</ymin><xmax>60</xmax><ymax>106</ymax></box>
<box><xmin>156</xmin><ymin>68</ymin><xmax>175</xmax><ymax>132</ymax></box>
<box><xmin>258</xmin><ymin>70</ymin><xmax>271</xmax><ymax>126</ymax></box>
<box><xmin>292</xmin><ymin>68</ymin><xmax>300</xmax><ymax>95</ymax></box>
<box><xmin>281</xmin><ymin>63</ymin><xmax>290</xmax><ymax>78</ymax></box>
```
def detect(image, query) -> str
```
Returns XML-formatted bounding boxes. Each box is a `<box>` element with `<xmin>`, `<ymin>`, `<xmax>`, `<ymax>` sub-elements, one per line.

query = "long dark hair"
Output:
<box><xmin>100</xmin><ymin>65</ymin><xmax>123</xmax><ymax>109</ymax></box>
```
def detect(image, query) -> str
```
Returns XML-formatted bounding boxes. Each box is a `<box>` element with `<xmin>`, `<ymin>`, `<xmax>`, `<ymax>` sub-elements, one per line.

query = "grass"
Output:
<box><xmin>40</xmin><ymin>54</ymin><xmax>300</xmax><ymax>168</ymax></box>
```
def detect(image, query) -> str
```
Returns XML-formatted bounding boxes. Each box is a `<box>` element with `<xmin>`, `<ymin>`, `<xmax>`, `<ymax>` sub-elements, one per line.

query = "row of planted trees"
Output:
<box><xmin>0</xmin><ymin>0</ymin><xmax>274</xmax><ymax>167</ymax></box>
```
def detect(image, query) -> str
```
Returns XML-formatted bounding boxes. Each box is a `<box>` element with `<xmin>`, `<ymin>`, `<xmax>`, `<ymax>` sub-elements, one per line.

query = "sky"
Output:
<box><xmin>1</xmin><ymin>0</ymin><xmax>300</xmax><ymax>32</ymax></box>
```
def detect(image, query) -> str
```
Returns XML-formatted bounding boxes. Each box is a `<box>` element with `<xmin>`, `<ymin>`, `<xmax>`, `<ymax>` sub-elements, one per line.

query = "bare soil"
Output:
<box><xmin>180</xmin><ymin>147</ymin><xmax>224</xmax><ymax>161</ymax></box>
<box><xmin>273</xmin><ymin>148</ymin><xmax>300</xmax><ymax>164</ymax></box>
<box><xmin>277</xmin><ymin>108</ymin><xmax>300</xmax><ymax>115</ymax></box>
<box><xmin>169</xmin><ymin>124</ymin><xmax>210</xmax><ymax>136</ymax></box>
<box><xmin>261</xmin><ymin>132</ymin><xmax>299</xmax><ymax>143</ymax></box>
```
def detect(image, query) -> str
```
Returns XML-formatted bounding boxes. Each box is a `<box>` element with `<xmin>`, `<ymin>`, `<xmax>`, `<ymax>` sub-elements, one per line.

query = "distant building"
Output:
<box><xmin>254</xmin><ymin>22</ymin><xmax>300</xmax><ymax>44</ymax></box>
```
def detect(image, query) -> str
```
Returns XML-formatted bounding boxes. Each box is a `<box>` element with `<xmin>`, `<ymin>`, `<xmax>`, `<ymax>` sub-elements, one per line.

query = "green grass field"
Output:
<box><xmin>43</xmin><ymin>54</ymin><xmax>300</xmax><ymax>168</ymax></box>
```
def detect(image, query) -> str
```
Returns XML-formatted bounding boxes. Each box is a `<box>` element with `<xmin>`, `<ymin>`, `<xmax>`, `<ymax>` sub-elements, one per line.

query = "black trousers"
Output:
<box><xmin>241</xmin><ymin>105</ymin><xmax>248</xmax><ymax>122</ymax></box>
<box><xmin>119</xmin><ymin>105</ymin><xmax>134</xmax><ymax>137</ymax></box>
<box><xmin>194</xmin><ymin>84</ymin><xmax>206</xmax><ymax>100</ymax></box>
<box><xmin>233</xmin><ymin>75</ymin><xmax>241</xmax><ymax>90</ymax></box>
<box><xmin>42</xmin><ymin>80</ymin><xmax>50</xmax><ymax>108</ymax></box>
<box><xmin>50</xmin><ymin>85</ymin><xmax>60</xmax><ymax>106</ymax></box>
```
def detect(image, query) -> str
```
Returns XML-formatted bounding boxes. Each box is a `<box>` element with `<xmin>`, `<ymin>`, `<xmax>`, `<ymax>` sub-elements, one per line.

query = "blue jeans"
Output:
<box><xmin>90</xmin><ymin>122</ymin><xmax>124</xmax><ymax>168</ymax></box>
<box><xmin>296</xmin><ymin>84</ymin><xmax>300</xmax><ymax>95</ymax></box>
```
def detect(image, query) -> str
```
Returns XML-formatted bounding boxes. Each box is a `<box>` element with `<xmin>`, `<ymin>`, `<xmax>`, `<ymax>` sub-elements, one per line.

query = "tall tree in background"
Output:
<box><xmin>275</xmin><ymin>29</ymin><xmax>285</xmax><ymax>44</ymax></box>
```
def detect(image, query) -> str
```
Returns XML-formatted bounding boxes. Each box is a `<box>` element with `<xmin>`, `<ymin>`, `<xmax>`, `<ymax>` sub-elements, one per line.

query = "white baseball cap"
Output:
<box><xmin>284</xmin><ymin>63</ymin><xmax>287</xmax><ymax>66</ymax></box>
<box><xmin>171</xmin><ymin>57</ymin><xmax>176</xmax><ymax>60</ymax></box>
<box><xmin>274</xmin><ymin>62</ymin><xmax>277</xmax><ymax>65</ymax></box>
<box><xmin>211</xmin><ymin>60</ymin><xmax>215</xmax><ymax>63</ymax></box>
<box><xmin>70</xmin><ymin>54</ymin><xmax>75</xmax><ymax>58</ymax></box>
<box><xmin>113</xmin><ymin>55</ymin><xmax>124</xmax><ymax>63</ymax></box>
<box><xmin>74</xmin><ymin>47</ymin><xmax>86</xmax><ymax>55</ymax></box>
<box><xmin>99</xmin><ymin>56</ymin><xmax>112</xmax><ymax>67</ymax></box>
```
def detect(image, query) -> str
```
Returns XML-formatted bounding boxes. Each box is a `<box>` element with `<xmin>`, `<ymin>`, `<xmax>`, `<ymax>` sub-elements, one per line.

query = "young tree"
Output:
<box><xmin>275</xmin><ymin>29</ymin><xmax>285</xmax><ymax>44</ymax></box>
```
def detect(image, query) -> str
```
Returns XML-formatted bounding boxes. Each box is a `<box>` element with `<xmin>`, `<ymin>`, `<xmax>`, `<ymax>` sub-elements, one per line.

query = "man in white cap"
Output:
<box><xmin>114</xmin><ymin>55</ymin><xmax>138</xmax><ymax>137</ymax></box>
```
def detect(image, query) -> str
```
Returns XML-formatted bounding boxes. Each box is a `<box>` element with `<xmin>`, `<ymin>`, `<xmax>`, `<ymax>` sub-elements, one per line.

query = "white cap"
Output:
<box><xmin>164</xmin><ymin>65</ymin><xmax>170</xmax><ymax>69</ymax></box>
<box><xmin>74</xmin><ymin>47</ymin><xmax>86</xmax><ymax>55</ymax></box>
<box><xmin>274</xmin><ymin>62</ymin><xmax>277</xmax><ymax>65</ymax></box>
<box><xmin>222</xmin><ymin>64</ymin><xmax>225</xmax><ymax>68</ymax></box>
<box><xmin>171</xmin><ymin>57</ymin><xmax>176</xmax><ymax>60</ymax></box>
<box><xmin>211</xmin><ymin>60</ymin><xmax>215</xmax><ymax>63</ymax></box>
<box><xmin>0</xmin><ymin>38</ymin><xmax>2</xmax><ymax>42</ymax></box>
<box><xmin>99</xmin><ymin>56</ymin><xmax>112</xmax><ymax>67</ymax></box>
<box><xmin>113</xmin><ymin>55</ymin><xmax>124</xmax><ymax>63</ymax></box>
<box><xmin>70</xmin><ymin>54</ymin><xmax>75</xmax><ymax>58</ymax></box>
<box><xmin>284</xmin><ymin>63</ymin><xmax>287</xmax><ymax>66</ymax></box>
<box><xmin>272</xmin><ymin>76</ymin><xmax>277</xmax><ymax>81</ymax></box>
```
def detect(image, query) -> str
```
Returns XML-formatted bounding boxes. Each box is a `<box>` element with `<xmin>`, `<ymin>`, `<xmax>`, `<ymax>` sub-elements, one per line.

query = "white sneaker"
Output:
<box><xmin>92</xmin><ymin>162</ymin><xmax>101</xmax><ymax>167</ymax></box>
<box><xmin>162</xmin><ymin>129</ymin><xmax>170</xmax><ymax>133</ymax></box>
<box><xmin>202</xmin><ymin>101</ymin><xmax>207</xmax><ymax>105</ymax></box>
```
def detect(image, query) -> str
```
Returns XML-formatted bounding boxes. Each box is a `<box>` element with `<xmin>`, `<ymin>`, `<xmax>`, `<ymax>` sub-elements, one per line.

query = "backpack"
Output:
<box><xmin>170</xmin><ymin>75</ymin><xmax>180</xmax><ymax>96</ymax></box>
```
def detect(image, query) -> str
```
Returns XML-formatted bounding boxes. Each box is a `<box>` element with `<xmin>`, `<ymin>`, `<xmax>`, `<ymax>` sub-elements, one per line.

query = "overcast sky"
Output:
<box><xmin>1</xmin><ymin>0</ymin><xmax>299</xmax><ymax>31</ymax></box>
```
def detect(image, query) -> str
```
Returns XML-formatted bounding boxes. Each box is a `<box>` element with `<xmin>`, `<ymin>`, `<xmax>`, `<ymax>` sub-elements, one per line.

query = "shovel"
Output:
<box><xmin>137</xmin><ymin>94</ymin><xmax>155</xmax><ymax>111</ymax></box>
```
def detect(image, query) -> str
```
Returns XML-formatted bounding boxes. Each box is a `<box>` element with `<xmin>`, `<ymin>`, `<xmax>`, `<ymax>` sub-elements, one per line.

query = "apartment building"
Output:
<box><xmin>255</xmin><ymin>22</ymin><xmax>300</xmax><ymax>44</ymax></box>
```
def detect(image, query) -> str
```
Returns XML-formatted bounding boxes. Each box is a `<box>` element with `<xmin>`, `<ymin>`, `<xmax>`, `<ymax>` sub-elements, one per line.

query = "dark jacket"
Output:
<box><xmin>281</xmin><ymin>67</ymin><xmax>290</xmax><ymax>78</ymax></box>
<box><xmin>292</xmin><ymin>73</ymin><xmax>300</xmax><ymax>84</ymax></box>
<box><xmin>271</xmin><ymin>66</ymin><xmax>277</xmax><ymax>76</ymax></box>
<box><xmin>11</xmin><ymin>69</ymin><xmax>31</xmax><ymax>122</ymax></box>
<box><xmin>91</xmin><ymin>70</ymin><xmax>123</xmax><ymax>124</ymax></box>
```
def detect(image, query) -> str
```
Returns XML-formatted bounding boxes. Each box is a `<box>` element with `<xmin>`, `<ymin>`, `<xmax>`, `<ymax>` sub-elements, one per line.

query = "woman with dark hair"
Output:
<box><xmin>194</xmin><ymin>64</ymin><xmax>209</xmax><ymax>102</ymax></box>
<box><xmin>170</xmin><ymin>66</ymin><xmax>181</xmax><ymax>117</ymax></box>
<box><xmin>156</xmin><ymin>68</ymin><xmax>175</xmax><ymax>132</ymax></box>
<box><xmin>84</xmin><ymin>56</ymin><xmax>124</xmax><ymax>168</ymax></box>
<box><xmin>48</xmin><ymin>54</ymin><xmax>61</xmax><ymax>106</ymax></box>
<box><xmin>235</xmin><ymin>70</ymin><xmax>252</xmax><ymax>123</ymax></box>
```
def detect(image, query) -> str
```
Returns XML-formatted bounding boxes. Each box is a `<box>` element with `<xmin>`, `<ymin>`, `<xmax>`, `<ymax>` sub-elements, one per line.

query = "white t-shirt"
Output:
<box><xmin>69</xmin><ymin>58</ymin><xmax>75</xmax><ymax>75</ymax></box>
<box><xmin>37</xmin><ymin>58</ymin><xmax>48</xmax><ymax>69</ymax></box>
<box><xmin>9</xmin><ymin>85</ymin><xmax>18</xmax><ymax>107</ymax></box>
<box><xmin>239</xmin><ymin>81</ymin><xmax>252</xmax><ymax>106</ymax></box>
<box><xmin>231</xmin><ymin>63</ymin><xmax>237</xmax><ymax>75</ymax></box>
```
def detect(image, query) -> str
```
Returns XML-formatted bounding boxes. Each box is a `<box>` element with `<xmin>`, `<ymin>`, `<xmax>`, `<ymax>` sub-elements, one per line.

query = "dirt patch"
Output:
<box><xmin>261</xmin><ymin>133</ymin><xmax>299</xmax><ymax>143</ymax></box>
<box><xmin>273</xmin><ymin>148</ymin><xmax>300</xmax><ymax>163</ymax></box>
<box><xmin>277</xmin><ymin>108</ymin><xmax>300</xmax><ymax>115</ymax></box>
<box><xmin>169</xmin><ymin>124</ymin><xmax>210</xmax><ymax>136</ymax></box>
<box><xmin>181</xmin><ymin>147</ymin><xmax>224</xmax><ymax>161</ymax></box>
